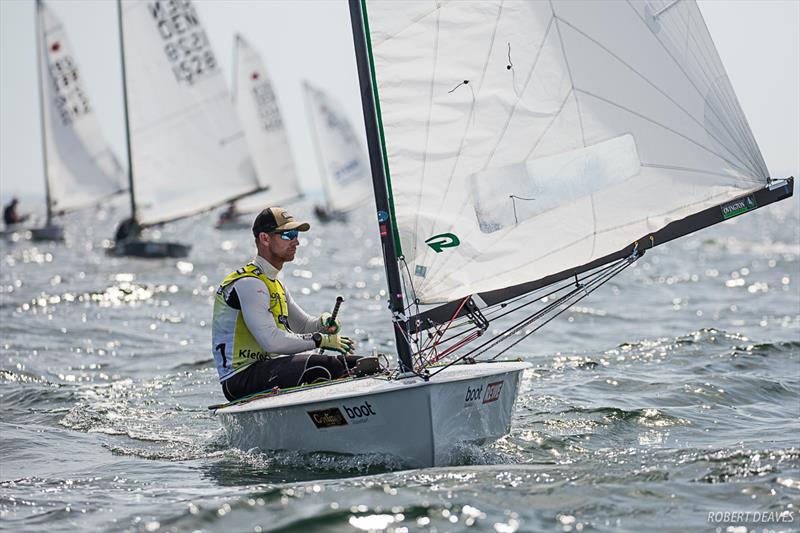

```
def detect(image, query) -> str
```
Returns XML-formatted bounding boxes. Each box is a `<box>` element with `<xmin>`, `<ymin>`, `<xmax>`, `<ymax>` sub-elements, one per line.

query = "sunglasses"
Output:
<box><xmin>275</xmin><ymin>229</ymin><xmax>299</xmax><ymax>241</ymax></box>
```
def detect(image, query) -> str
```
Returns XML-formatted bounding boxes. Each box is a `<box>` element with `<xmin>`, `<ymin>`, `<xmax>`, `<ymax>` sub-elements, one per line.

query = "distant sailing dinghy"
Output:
<box><xmin>33</xmin><ymin>0</ymin><xmax>127</xmax><ymax>242</ymax></box>
<box><xmin>217</xmin><ymin>35</ymin><xmax>304</xmax><ymax>230</ymax></box>
<box><xmin>303</xmin><ymin>81</ymin><xmax>372</xmax><ymax>222</ymax></box>
<box><xmin>109</xmin><ymin>0</ymin><xmax>263</xmax><ymax>257</ymax></box>
<box><xmin>213</xmin><ymin>0</ymin><xmax>792</xmax><ymax>468</ymax></box>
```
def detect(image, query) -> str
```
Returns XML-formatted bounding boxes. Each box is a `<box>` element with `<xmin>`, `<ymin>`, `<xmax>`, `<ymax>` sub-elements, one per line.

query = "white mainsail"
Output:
<box><xmin>303</xmin><ymin>81</ymin><xmax>372</xmax><ymax>213</ymax></box>
<box><xmin>362</xmin><ymin>0</ymin><xmax>771</xmax><ymax>304</ymax></box>
<box><xmin>37</xmin><ymin>0</ymin><xmax>126</xmax><ymax>216</ymax></box>
<box><xmin>232</xmin><ymin>35</ymin><xmax>301</xmax><ymax>213</ymax></box>
<box><xmin>120</xmin><ymin>0</ymin><xmax>260</xmax><ymax>226</ymax></box>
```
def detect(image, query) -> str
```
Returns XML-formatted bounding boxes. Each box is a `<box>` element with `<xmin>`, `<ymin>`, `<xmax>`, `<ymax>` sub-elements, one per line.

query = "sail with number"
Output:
<box><xmin>303</xmin><ymin>81</ymin><xmax>371</xmax><ymax>213</ymax></box>
<box><xmin>36</xmin><ymin>0</ymin><xmax>126</xmax><ymax>218</ymax></box>
<box><xmin>119</xmin><ymin>0</ymin><xmax>260</xmax><ymax>226</ymax></box>
<box><xmin>232</xmin><ymin>35</ymin><xmax>302</xmax><ymax>213</ymax></box>
<box><xmin>356</xmin><ymin>0</ymin><xmax>792</xmax><ymax>317</ymax></box>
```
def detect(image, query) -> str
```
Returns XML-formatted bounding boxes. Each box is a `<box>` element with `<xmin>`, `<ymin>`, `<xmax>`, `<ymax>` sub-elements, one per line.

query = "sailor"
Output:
<box><xmin>211</xmin><ymin>206</ymin><xmax>379</xmax><ymax>401</ymax></box>
<box><xmin>218</xmin><ymin>201</ymin><xmax>239</xmax><ymax>225</ymax></box>
<box><xmin>114</xmin><ymin>217</ymin><xmax>141</xmax><ymax>242</ymax></box>
<box><xmin>3</xmin><ymin>198</ymin><xmax>30</xmax><ymax>226</ymax></box>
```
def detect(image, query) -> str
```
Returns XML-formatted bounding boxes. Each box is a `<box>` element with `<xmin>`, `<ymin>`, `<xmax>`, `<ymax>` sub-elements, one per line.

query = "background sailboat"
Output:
<box><xmin>32</xmin><ymin>0</ymin><xmax>126</xmax><ymax>242</ymax></box>
<box><xmin>220</xmin><ymin>34</ymin><xmax>303</xmax><ymax>227</ymax></box>
<box><xmin>111</xmin><ymin>0</ymin><xmax>263</xmax><ymax>257</ymax></box>
<box><xmin>303</xmin><ymin>80</ymin><xmax>371</xmax><ymax>222</ymax></box>
<box><xmin>214</xmin><ymin>0</ymin><xmax>793</xmax><ymax>468</ymax></box>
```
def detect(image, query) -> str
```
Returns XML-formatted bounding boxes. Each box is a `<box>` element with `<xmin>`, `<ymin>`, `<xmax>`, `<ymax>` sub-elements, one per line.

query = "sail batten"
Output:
<box><xmin>360</xmin><ymin>0</ymin><xmax>780</xmax><ymax>307</ymax></box>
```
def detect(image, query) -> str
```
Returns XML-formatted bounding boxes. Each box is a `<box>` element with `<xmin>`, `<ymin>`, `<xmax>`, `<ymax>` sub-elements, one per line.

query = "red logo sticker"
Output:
<box><xmin>483</xmin><ymin>381</ymin><xmax>503</xmax><ymax>404</ymax></box>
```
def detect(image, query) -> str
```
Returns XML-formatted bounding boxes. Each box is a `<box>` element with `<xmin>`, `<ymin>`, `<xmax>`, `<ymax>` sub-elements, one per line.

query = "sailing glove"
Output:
<box><xmin>317</xmin><ymin>334</ymin><xmax>354</xmax><ymax>355</ymax></box>
<box><xmin>319</xmin><ymin>312</ymin><xmax>341</xmax><ymax>334</ymax></box>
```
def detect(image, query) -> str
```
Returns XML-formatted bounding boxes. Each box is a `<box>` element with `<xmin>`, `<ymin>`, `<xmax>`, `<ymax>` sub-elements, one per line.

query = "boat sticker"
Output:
<box><xmin>414</xmin><ymin>265</ymin><xmax>427</xmax><ymax>278</ymax></box>
<box><xmin>425</xmin><ymin>233</ymin><xmax>460</xmax><ymax>253</ymax></box>
<box><xmin>483</xmin><ymin>381</ymin><xmax>503</xmax><ymax>404</ymax></box>
<box><xmin>721</xmin><ymin>195</ymin><xmax>757</xmax><ymax>219</ymax></box>
<box><xmin>464</xmin><ymin>384</ymin><xmax>483</xmax><ymax>403</ymax></box>
<box><xmin>341</xmin><ymin>400</ymin><xmax>377</xmax><ymax>425</ymax></box>
<box><xmin>377</xmin><ymin>210</ymin><xmax>389</xmax><ymax>222</ymax></box>
<box><xmin>307</xmin><ymin>407</ymin><xmax>348</xmax><ymax>428</ymax></box>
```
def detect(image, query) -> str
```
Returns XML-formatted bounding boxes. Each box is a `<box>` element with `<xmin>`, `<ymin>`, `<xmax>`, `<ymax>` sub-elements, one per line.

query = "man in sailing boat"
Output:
<box><xmin>211</xmin><ymin>207</ymin><xmax>379</xmax><ymax>401</ymax></box>
<box><xmin>3</xmin><ymin>198</ymin><xmax>30</xmax><ymax>227</ymax></box>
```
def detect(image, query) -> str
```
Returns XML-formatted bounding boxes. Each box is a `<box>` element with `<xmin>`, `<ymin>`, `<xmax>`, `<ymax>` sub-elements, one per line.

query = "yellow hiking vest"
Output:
<box><xmin>211</xmin><ymin>263</ymin><xmax>288</xmax><ymax>382</ymax></box>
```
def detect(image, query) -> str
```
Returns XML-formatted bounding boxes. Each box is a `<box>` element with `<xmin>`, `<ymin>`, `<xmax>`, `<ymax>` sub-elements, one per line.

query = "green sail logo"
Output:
<box><xmin>425</xmin><ymin>233</ymin><xmax>460</xmax><ymax>253</ymax></box>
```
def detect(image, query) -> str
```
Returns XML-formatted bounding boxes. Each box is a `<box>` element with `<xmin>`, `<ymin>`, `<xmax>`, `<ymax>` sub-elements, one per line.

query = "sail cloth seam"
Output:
<box><xmin>641</xmin><ymin>163</ymin><xmax>763</xmax><ymax>184</ymax></box>
<box><xmin>361</xmin><ymin>0</ymin><xmax>403</xmax><ymax>255</ymax></box>
<box><xmin>426</xmin><ymin>1</ymin><xmax>507</xmax><ymax>283</ymax></box>
<box><xmin>434</xmin><ymin>188</ymin><xmax>747</xmax><ymax>306</ymax></box>
<box><xmin>413</xmin><ymin>7</ymin><xmax>442</xmax><ymax>252</ymax></box>
<box><xmin>484</xmin><ymin>15</ymin><xmax>556</xmax><ymax>170</ymax></box>
<box><xmin>555</xmin><ymin>16</ymin><xmax>763</xmax><ymax>179</ymax></box>
<box><xmin>623</xmin><ymin>0</ymin><xmax>768</xmax><ymax>179</ymax></box>
<box><xmin>575</xmin><ymin>87</ymin><xmax>759</xmax><ymax>179</ymax></box>
<box><xmin>680</xmin><ymin>8</ymin><xmax>768</xmax><ymax>176</ymax></box>
<box><xmin>549</xmin><ymin>2</ymin><xmax>586</xmax><ymax>147</ymax></box>
<box><xmin>127</xmin><ymin>91</ymin><xmax>240</xmax><ymax>136</ymax></box>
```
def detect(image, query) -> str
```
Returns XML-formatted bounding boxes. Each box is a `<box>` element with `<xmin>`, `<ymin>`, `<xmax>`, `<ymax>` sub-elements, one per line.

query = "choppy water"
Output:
<box><xmin>1</xmin><ymin>197</ymin><xmax>798</xmax><ymax>532</ymax></box>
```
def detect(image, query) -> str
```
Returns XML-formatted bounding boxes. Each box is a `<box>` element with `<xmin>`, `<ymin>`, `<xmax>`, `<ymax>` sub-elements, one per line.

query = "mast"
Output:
<box><xmin>348</xmin><ymin>0</ymin><xmax>414</xmax><ymax>372</ymax></box>
<box><xmin>116</xmin><ymin>0</ymin><xmax>136</xmax><ymax>220</ymax></box>
<box><xmin>34</xmin><ymin>0</ymin><xmax>53</xmax><ymax>225</ymax></box>
<box><xmin>231</xmin><ymin>34</ymin><xmax>239</xmax><ymax>105</ymax></box>
<box><xmin>302</xmin><ymin>83</ymin><xmax>334</xmax><ymax>212</ymax></box>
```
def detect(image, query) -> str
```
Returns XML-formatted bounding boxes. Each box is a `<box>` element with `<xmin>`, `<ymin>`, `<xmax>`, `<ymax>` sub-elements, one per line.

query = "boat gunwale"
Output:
<box><xmin>213</xmin><ymin>360</ymin><xmax>531</xmax><ymax>415</ymax></box>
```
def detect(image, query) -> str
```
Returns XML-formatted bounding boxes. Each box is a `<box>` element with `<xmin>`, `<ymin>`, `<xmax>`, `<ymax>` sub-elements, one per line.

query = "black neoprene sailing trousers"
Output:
<box><xmin>221</xmin><ymin>352</ymin><xmax>362</xmax><ymax>401</ymax></box>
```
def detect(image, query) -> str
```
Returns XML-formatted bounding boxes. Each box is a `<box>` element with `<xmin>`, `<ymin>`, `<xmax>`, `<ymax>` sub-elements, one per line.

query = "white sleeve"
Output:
<box><xmin>233</xmin><ymin>277</ymin><xmax>317</xmax><ymax>354</ymax></box>
<box><xmin>284</xmin><ymin>284</ymin><xmax>322</xmax><ymax>334</ymax></box>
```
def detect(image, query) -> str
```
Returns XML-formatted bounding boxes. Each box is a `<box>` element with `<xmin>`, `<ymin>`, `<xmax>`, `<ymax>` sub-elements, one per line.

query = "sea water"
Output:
<box><xmin>1</xmin><ymin>196</ymin><xmax>798</xmax><ymax>532</ymax></box>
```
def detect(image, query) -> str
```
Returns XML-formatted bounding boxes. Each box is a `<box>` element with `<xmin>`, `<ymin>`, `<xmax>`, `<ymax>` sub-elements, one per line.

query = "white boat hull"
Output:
<box><xmin>214</xmin><ymin>361</ymin><xmax>529</xmax><ymax>468</ymax></box>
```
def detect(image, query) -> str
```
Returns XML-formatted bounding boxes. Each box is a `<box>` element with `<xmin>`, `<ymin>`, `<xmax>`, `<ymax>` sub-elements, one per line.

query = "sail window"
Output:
<box><xmin>470</xmin><ymin>133</ymin><xmax>640</xmax><ymax>233</ymax></box>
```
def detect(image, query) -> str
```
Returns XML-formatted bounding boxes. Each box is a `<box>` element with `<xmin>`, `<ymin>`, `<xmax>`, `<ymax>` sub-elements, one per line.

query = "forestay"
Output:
<box><xmin>303</xmin><ymin>81</ymin><xmax>372</xmax><ymax>213</ymax></box>
<box><xmin>37</xmin><ymin>1</ymin><xmax>126</xmax><ymax>215</ymax></box>
<box><xmin>233</xmin><ymin>35</ymin><xmax>301</xmax><ymax>212</ymax></box>
<box><xmin>120</xmin><ymin>0</ymin><xmax>259</xmax><ymax>226</ymax></box>
<box><xmin>362</xmin><ymin>0</ymin><xmax>771</xmax><ymax>304</ymax></box>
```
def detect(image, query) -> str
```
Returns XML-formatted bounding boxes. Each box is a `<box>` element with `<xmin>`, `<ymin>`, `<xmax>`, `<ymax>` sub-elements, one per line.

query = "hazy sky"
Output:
<box><xmin>1</xmin><ymin>0</ymin><xmax>798</xmax><ymax>205</ymax></box>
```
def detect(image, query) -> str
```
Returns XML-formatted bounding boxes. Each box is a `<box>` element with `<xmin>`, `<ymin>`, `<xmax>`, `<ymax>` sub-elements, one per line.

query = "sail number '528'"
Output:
<box><xmin>148</xmin><ymin>0</ymin><xmax>218</xmax><ymax>84</ymax></box>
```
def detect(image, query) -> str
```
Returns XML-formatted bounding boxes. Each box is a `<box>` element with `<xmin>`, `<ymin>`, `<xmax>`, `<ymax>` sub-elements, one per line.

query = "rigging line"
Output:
<box><xmin>574</xmin><ymin>87</ymin><xmax>758</xmax><ymax>179</ymax></box>
<box><xmin>490</xmin><ymin>258</ymin><xmax>634</xmax><ymax>360</ymax></box>
<box><xmin>427</xmin><ymin>256</ymin><xmax>633</xmax><ymax>376</ymax></box>
<box><xmin>556</xmin><ymin>17</ymin><xmax>761</xmax><ymax>178</ymax></box>
<box><xmin>427</xmin><ymin>265</ymin><xmax>612</xmax><ymax>349</ymax></box>
<box><xmin>482</xmin><ymin>259</ymin><xmax>633</xmax><ymax>361</ymax></box>
<box><xmin>623</xmin><ymin>0</ymin><xmax>766</xmax><ymax>178</ymax></box>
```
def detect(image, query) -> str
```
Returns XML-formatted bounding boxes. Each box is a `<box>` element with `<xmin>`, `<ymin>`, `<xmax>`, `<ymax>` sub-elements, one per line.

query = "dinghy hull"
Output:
<box><xmin>214</xmin><ymin>361</ymin><xmax>529</xmax><ymax>468</ymax></box>
<box><xmin>31</xmin><ymin>225</ymin><xmax>64</xmax><ymax>242</ymax></box>
<box><xmin>106</xmin><ymin>240</ymin><xmax>190</xmax><ymax>259</ymax></box>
